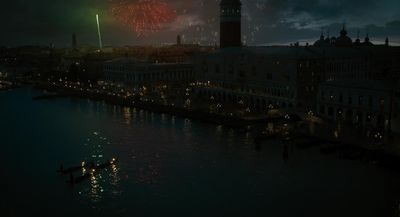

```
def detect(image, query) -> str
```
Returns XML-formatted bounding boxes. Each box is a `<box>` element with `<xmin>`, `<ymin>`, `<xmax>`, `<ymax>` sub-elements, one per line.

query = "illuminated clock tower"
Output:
<box><xmin>220</xmin><ymin>0</ymin><xmax>242</xmax><ymax>48</ymax></box>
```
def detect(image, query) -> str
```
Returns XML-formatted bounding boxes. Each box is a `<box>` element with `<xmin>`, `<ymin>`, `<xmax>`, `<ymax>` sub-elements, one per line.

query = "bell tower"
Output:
<box><xmin>220</xmin><ymin>0</ymin><xmax>242</xmax><ymax>48</ymax></box>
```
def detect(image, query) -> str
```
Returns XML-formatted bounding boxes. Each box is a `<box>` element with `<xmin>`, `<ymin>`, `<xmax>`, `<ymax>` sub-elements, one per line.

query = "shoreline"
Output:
<box><xmin>27</xmin><ymin>83</ymin><xmax>400</xmax><ymax>172</ymax></box>
<box><xmin>0</xmin><ymin>84</ymin><xmax>17</xmax><ymax>92</ymax></box>
<box><xmin>34</xmin><ymin>84</ymin><xmax>294</xmax><ymax>129</ymax></box>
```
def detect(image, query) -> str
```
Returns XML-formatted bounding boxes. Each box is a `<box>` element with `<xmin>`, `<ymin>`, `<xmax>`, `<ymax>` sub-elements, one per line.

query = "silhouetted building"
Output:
<box><xmin>354</xmin><ymin>31</ymin><xmax>361</xmax><ymax>46</ymax></box>
<box><xmin>72</xmin><ymin>33</ymin><xmax>77</xmax><ymax>50</ymax></box>
<box><xmin>392</xmin><ymin>85</ymin><xmax>400</xmax><ymax>134</ymax></box>
<box><xmin>313</xmin><ymin>25</ymin><xmax>380</xmax><ymax>47</ymax></box>
<box><xmin>314</xmin><ymin>32</ymin><xmax>327</xmax><ymax>47</ymax></box>
<box><xmin>195</xmin><ymin>1</ymin><xmax>400</xmax><ymax>119</ymax></box>
<box><xmin>220</xmin><ymin>0</ymin><xmax>242</xmax><ymax>48</ymax></box>
<box><xmin>323</xmin><ymin>46</ymin><xmax>400</xmax><ymax>81</ymax></box>
<box><xmin>362</xmin><ymin>34</ymin><xmax>373</xmax><ymax>46</ymax></box>
<box><xmin>177</xmin><ymin>35</ymin><xmax>182</xmax><ymax>46</ymax></box>
<box><xmin>335</xmin><ymin>25</ymin><xmax>353</xmax><ymax>47</ymax></box>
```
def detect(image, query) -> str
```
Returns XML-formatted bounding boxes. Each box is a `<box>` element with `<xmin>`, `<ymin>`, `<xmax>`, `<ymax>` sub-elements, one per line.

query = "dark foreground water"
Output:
<box><xmin>1</xmin><ymin>88</ymin><xmax>400</xmax><ymax>217</ymax></box>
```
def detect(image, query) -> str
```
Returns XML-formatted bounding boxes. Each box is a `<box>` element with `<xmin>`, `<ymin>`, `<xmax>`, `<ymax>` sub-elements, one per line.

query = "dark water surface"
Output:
<box><xmin>1</xmin><ymin>88</ymin><xmax>400</xmax><ymax>217</ymax></box>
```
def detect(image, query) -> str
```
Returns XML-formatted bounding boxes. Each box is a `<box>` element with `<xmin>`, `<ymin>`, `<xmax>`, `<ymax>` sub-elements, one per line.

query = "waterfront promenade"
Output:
<box><xmin>26</xmin><ymin>79</ymin><xmax>400</xmax><ymax>171</ymax></box>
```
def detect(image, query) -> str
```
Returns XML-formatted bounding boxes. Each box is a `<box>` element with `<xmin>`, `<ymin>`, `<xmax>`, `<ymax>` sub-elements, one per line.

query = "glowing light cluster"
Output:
<box><xmin>110</xmin><ymin>0</ymin><xmax>177</xmax><ymax>36</ymax></box>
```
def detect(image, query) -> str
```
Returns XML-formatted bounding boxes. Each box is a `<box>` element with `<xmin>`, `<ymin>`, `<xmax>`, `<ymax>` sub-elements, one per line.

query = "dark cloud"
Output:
<box><xmin>0</xmin><ymin>0</ymin><xmax>399</xmax><ymax>46</ymax></box>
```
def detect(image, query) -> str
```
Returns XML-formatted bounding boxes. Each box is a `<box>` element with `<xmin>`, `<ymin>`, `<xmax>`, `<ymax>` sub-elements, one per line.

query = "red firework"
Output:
<box><xmin>111</xmin><ymin>0</ymin><xmax>177</xmax><ymax>36</ymax></box>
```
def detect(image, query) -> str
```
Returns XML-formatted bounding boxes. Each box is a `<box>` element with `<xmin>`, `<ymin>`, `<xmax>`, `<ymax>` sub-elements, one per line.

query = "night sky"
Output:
<box><xmin>1</xmin><ymin>0</ymin><xmax>399</xmax><ymax>47</ymax></box>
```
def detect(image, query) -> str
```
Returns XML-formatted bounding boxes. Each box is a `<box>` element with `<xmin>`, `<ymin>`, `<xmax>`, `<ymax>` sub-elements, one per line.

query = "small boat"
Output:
<box><xmin>57</xmin><ymin>161</ymin><xmax>94</xmax><ymax>175</ymax></box>
<box><xmin>64</xmin><ymin>158</ymin><xmax>118</xmax><ymax>185</ymax></box>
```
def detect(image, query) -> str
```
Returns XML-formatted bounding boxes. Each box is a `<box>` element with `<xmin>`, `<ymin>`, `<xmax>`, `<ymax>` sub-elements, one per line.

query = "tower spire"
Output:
<box><xmin>320</xmin><ymin>28</ymin><xmax>324</xmax><ymax>40</ymax></box>
<box><xmin>220</xmin><ymin>0</ymin><xmax>242</xmax><ymax>48</ymax></box>
<box><xmin>365</xmin><ymin>32</ymin><xmax>370</xmax><ymax>42</ymax></box>
<box><xmin>340</xmin><ymin>21</ymin><xmax>347</xmax><ymax>36</ymax></box>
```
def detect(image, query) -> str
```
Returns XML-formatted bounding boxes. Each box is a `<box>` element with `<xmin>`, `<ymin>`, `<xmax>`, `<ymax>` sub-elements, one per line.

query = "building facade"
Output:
<box><xmin>103</xmin><ymin>58</ymin><xmax>194</xmax><ymax>87</ymax></box>
<box><xmin>194</xmin><ymin>47</ymin><xmax>324</xmax><ymax>114</ymax></box>
<box><xmin>317</xmin><ymin>80</ymin><xmax>395</xmax><ymax>131</ymax></box>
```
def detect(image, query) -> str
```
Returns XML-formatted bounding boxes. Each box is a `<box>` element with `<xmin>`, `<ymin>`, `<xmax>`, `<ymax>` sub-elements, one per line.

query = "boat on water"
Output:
<box><xmin>57</xmin><ymin>161</ymin><xmax>94</xmax><ymax>175</ymax></box>
<box><xmin>58</xmin><ymin>158</ymin><xmax>118</xmax><ymax>185</ymax></box>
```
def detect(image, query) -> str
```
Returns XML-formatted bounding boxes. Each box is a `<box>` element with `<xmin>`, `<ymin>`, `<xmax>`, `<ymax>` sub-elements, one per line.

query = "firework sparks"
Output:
<box><xmin>111</xmin><ymin>0</ymin><xmax>176</xmax><ymax>36</ymax></box>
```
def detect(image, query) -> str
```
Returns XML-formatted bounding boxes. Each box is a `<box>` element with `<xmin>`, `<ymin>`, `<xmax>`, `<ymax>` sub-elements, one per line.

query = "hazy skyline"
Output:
<box><xmin>1</xmin><ymin>0</ymin><xmax>399</xmax><ymax>47</ymax></box>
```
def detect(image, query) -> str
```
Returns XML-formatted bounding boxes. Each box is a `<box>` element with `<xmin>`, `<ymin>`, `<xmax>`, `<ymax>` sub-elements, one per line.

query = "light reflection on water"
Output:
<box><xmin>244</xmin><ymin>132</ymin><xmax>253</xmax><ymax>146</ymax></box>
<box><xmin>78</xmin><ymin>130</ymin><xmax>121</xmax><ymax>207</ymax></box>
<box><xmin>89</xmin><ymin>173</ymin><xmax>102</xmax><ymax>204</ymax></box>
<box><xmin>161</xmin><ymin>113</ymin><xmax>167</xmax><ymax>125</ymax></box>
<box><xmin>227</xmin><ymin>129</ymin><xmax>235</xmax><ymax>147</ymax></box>
<box><xmin>122</xmin><ymin>107</ymin><xmax>132</xmax><ymax>125</ymax></box>
<box><xmin>1</xmin><ymin>89</ymin><xmax>400</xmax><ymax>217</ymax></box>
<box><xmin>171</xmin><ymin>116</ymin><xmax>176</xmax><ymax>126</ymax></box>
<box><xmin>183</xmin><ymin>119</ymin><xmax>193</xmax><ymax>144</ymax></box>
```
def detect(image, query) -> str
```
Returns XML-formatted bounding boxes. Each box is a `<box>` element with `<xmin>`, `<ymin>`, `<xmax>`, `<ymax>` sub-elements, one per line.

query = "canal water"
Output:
<box><xmin>1</xmin><ymin>88</ymin><xmax>400</xmax><ymax>217</ymax></box>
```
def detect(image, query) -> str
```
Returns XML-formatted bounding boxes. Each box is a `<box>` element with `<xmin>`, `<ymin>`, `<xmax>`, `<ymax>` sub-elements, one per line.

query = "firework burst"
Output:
<box><xmin>110</xmin><ymin>0</ymin><xmax>176</xmax><ymax>36</ymax></box>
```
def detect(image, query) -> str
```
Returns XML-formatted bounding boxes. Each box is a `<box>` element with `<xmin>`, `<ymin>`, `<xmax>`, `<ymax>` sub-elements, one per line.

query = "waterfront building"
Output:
<box><xmin>103</xmin><ymin>58</ymin><xmax>194</xmax><ymax>88</ymax></box>
<box><xmin>194</xmin><ymin>43</ymin><xmax>400</xmax><ymax>117</ymax></box>
<box><xmin>392</xmin><ymin>84</ymin><xmax>400</xmax><ymax>134</ymax></box>
<box><xmin>0</xmin><ymin>46</ymin><xmax>57</xmax><ymax>78</ymax></box>
<box><xmin>315</xmin><ymin>46</ymin><xmax>400</xmax><ymax>132</ymax></box>
<box><xmin>191</xmin><ymin>0</ymin><xmax>400</xmax><ymax>119</ymax></box>
<box><xmin>58</xmin><ymin>49</ymin><xmax>132</xmax><ymax>82</ymax></box>
<box><xmin>317</xmin><ymin>80</ymin><xmax>395</xmax><ymax>131</ymax></box>
<box><xmin>194</xmin><ymin>47</ymin><xmax>324</xmax><ymax>114</ymax></box>
<box><xmin>323</xmin><ymin>46</ymin><xmax>400</xmax><ymax>81</ymax></box>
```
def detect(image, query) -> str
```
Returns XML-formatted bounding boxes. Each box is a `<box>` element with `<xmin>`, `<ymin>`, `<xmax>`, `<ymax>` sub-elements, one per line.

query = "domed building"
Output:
<box><xmin>335</xmin><ymin>25</ymin><xmax>353</xmax><ymax>46</ymax></box>
<box><xmin>313</xmin><ymin>24</ymin><xmax>377</xmax><ymax>47</ymax></box>
<box><xmin>313</xmin><ymin>33</ymin><xmax>332</xmax><ymax>47</ymax></box>
<box><xmin>353</xmin><ymin>31</ymin><xmax>361</xmax><ymax>46</ymax></box>
<box><xmin>362</xmin><ymin>34</ymin><xmax>374</xmax><ymax>46</ymax></box>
